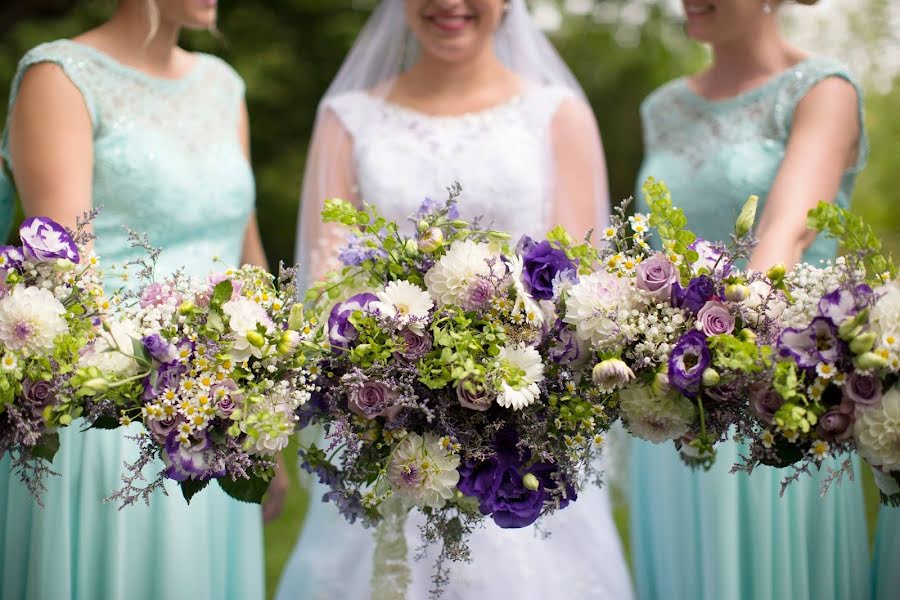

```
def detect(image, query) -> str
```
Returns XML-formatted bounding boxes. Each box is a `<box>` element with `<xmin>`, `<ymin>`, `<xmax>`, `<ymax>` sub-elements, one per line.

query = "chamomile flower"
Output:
<box><xmin>816</xmin><ymin>363</ymin><xmax>837</xmax><ymax>379</ymax></box>
<box><xmin>760</xmin><ymin>430</ymin><xmax>775</xmax><ymax>449</ymax></box>
<box><xmin>1</xmin><ymin>354</ymin><xmax>17</xmax><ymax>371</ymax></box>
<box><xmin>810</xmin><ymin>440</ymin><xmax>831</xmax><ymax>461</ymax></box>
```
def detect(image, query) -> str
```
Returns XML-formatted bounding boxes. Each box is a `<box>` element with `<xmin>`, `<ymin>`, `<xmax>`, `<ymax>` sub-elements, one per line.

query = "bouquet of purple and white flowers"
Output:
<box><xmin>0</xmin><ymin>214</ymin><xmax>109</xmax><ymax>500</ymax></box>
<box><xmin>299</xmin><ymin>186</ymin><xmax>612</xmax><ymax>588</ymax></box>
<box><xmin>77</xmin><ymin>264</ymin><xmax>321</xmax><ymax>506</ymax></box>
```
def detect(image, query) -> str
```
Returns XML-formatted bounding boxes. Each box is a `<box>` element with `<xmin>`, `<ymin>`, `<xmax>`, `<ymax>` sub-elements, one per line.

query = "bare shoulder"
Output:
<box><xmin>793</xmin><ymin>75</ymin><xmax>858</xmax><ymax>124</ymax></box>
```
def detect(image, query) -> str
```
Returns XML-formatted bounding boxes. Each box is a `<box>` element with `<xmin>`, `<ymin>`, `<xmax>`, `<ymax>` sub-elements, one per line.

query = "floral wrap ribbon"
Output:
<box><xmin>370</xmin><ymin>496</ymin><xmax>412</xmax><ymax>600</ymax></box>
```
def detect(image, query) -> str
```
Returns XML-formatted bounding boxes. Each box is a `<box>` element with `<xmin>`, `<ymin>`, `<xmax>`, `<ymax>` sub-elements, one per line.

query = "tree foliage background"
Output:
<box><xmin>1</xmin><ymin>0</ymin><xmax>897</xmax><ymax>595</ymax></box>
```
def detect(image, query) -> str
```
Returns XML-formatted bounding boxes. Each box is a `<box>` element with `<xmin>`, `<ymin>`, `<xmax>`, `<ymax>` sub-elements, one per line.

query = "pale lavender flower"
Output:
<box><xmin>697</xmin><ymin>301</ymin><xmax>735</xmax><ymax>337</ymax></box>
<box><xmin>843</xmin><ymin>372</ymin><xmax>882</xmax><ymax>407</ymax></box>
<box><xmin>635</xmin><ymin>253</ymin><xmax>679</xmax><ymax>302</ymax></box>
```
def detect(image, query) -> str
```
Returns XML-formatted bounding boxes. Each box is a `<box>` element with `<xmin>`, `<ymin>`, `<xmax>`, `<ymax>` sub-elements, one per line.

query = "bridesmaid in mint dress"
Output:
<box><xmin>0</xmin><ymin>160</ymin><xmax>12</xmax><ymax>241</ymax></box>
<box><xmin>629</xmin><ymin>1</ymin><xmax>870</xmax><ymax>599</ymax></box>
<box><xmin>872</xmin><ymin>502</ymin><xmax>898</xmax><ymax>599</ymax></box>
<box><xmin>0</xmin><ymin>1</ymin><xmax>270</xmax><ymax>598</ymax></box>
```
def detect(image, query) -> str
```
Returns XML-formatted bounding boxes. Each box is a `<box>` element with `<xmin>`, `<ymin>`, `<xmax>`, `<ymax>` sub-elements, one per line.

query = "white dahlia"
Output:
<box><xmin>387</xmin><ymin>432</ymin><xmax>460</xmax><ymax>508</ymax></box>
<box><xmin>373</xmin><ymin>280</ymin><xmax>434</xmax><ymax>333</ymax></box>
<box><xmin>78</xmin><ymin>317</ymin><xmax>141</xmax><ymax>376</ymax></box>
<box><xmin>424</xmin><ymin>240</ymin><xmax>500</xmax><ymax>307</ymax></box>
<box><xmin>0</xmin><ymin>285</ymin><xmax>68</xmax><ymax>357</ymax></box>
<box><xmin>563</xmin><ymin>270</ymin><xmax>634</xmax><ymax>347</ymax></box>
<box><xmin>494</xmin><ymin>343</ymin><xmax>545</xmax><ymax>410</ymax></box>
<box><xmin>855</xmin><ymin>384</ymin><xmax>900</xmax><ymax>471</ymax></box>
<box><xmin>223</xmin><ymin>297</ymin><xmax>275</xmax><ymax>362</ymax></box>
<box><xmin>872</xmin><ymin>279</ymin><xmax>900</xmax><ymax>340</ymax></box>
<box><xmin>620</xmin><ymin>383</ymin><xmax>695</xmax><ymax>443</ymax></box>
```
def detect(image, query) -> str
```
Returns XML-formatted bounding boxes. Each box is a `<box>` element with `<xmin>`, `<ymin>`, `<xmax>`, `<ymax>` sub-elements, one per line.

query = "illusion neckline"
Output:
<box><xmin>680</xmin><ymin>57</ymin><xmax>819</xmax><ymax>108</ymax></box>
<box><xmin>61</xmin><ymin>39</ymin><xmax>205</xmax><ymax>87</ymax></box>
<box><xmin>363</xmin><ymin>86</ymin><xmax>542</xmax><ymax>122</ymax></box>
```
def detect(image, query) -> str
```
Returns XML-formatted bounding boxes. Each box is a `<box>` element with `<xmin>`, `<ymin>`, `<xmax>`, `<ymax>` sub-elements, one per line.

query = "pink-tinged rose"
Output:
<box><xmin>697</xmin><ymin>301</ymin><xmax>735</xmax><ymax>337</ymax></box>
<box><xmin>635</xmin><ymin>253</ymin><xmax>679</xmax><ymax>302</ymax></box>
<box><xmin>147</xmin><ymin>415</ymin><xmax>180</xmax><ymax>444</ymax></box>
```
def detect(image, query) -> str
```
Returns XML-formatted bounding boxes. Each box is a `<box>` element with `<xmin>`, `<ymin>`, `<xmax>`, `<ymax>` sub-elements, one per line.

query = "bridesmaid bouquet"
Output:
<box><xmin>77</xmin><ymin>263</ymin><xmax>321</xmax><ymax>506</ymax></box>
<box><xmin>300</xmin><ymin>187</ymin><xmax>613</xmax><ymax>580</ymax></box>
<box><xmin>728</xmin><ymin>202</ymin><xmax>900</xmax><ymax>505</ymax></box>
<box><xmin>0</xmin><ymin>215</ymin><xmax>108</xmax><ymax>501</ymax></box>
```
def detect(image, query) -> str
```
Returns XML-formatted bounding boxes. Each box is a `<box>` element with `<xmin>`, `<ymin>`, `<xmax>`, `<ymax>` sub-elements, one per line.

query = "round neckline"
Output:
<box><xmin>680</xmin><ymin>57</ymin><xmax>818</xmax><ymax>108</ymax></box>
<box><xmin>62</xmin><ymin>39</ymin><xmax>204</xmax><ymax>86</ymax></box>
<box><xmin>365</xmin><ymin>85</ymin><xmax>538</xmax><ymax>122</ymax></box>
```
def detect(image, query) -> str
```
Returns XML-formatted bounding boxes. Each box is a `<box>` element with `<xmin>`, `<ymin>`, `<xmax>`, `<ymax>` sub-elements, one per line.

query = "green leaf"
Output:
<box><xmin>212</xmin><ymin>280</ymin><xmax>234</xmax><ymax>307</ymax></box>
<box><xmin>30</xmin><ymin>431</ymin><xmax>60</xmax><ymax>462</ymax></box>
<box><xmin>207</xmin><ymin>310</ymin><xmax>225</xmax><ymax>335</ymax></box>
<box><xmin>131</xmin><ymin>337</ymin><xmax>152</xmax><ymax>368</ymax></box>
<box><xmin>181</xmin><ymin>479</ymin><xmax>210</xmax><ymax>504</ymax></box>
<box><xmin>217</xmin><ymin>471</ymin><xmax>271</xmax><ymax>504</ymax></box>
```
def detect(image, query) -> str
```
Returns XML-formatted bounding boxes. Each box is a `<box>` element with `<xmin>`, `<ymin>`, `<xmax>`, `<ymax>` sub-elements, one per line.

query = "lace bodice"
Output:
<box><xmin>325</xmin><ymin>85</ymin><xmax>573</xmax><ymax>239</ymax></box>
<box><xmin>636</xmin><ymin>57</ymin><xmax>867</xmax><ymax>265</ymax></box>
<box><xmin>1</xmin><ymin>40</ymin><xmax>254</xmax><ymax>278</ymax></box>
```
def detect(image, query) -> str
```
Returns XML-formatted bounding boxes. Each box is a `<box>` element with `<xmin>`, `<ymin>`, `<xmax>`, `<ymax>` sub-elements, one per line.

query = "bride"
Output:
<box><xmin>280</xmin><ymin>1</ymin><xmax>634</xmax><ymax>598</ymax></box>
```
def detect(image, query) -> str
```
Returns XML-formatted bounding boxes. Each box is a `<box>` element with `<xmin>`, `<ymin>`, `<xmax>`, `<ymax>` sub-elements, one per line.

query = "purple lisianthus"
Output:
<box><xmin>394</xmin><ymin>328</ymin><xmax>432</xmax><ymax>363</ymax></box>
<box><xmin>348</xmin><ymin>380</ymin><xmax>401</xmax><ymax>421</ymax></box>
<box><xmin>139</xmin><ymin>282</ymin><xmax>180</xmax><ymax>309</ymax></box>
<box><xmin>635</xmin><ymin>253</ymin><xmax>679</xmax><ymax>302</ymax></box>
<box><xmin>456</xmin><ymin>377</ymin><xmax>494</xmax><ymax>411</ymax></box>
<box><xmin>777</xmin><ymin>317</ymin><xmax>843</xmax><ymax>369</ymax></box>
<box><xmin>680</xmin><ymin>275</ymin><xmax>717</xmax><ymax>314</ymax></box>
<box><xmin>328</xmin><ymin>293</ymin><xmax>379</xmax><ymax>350</ymax></box>
<box><xmin>548</xmin><ymin>320</ymin><xmax>584</xmax><ymax>366</ymax></box>
<box><xmin>521</xmin><ymin>240</ymin><xmax>577</xmax><ymax>301</ymax></box>
<box><xmin>749</xmin><ymin>382</ymin><xmax>783</xmax><ymax>425</ymax></box>
<box><xmin>18</xmin><ymin>217</ymin><xmax>79</xmax><ymax>264</ymax></box>
<box><xmin>697</xmin><ymin>301</ymin><xmax>735</xmax><ymax>337</ymax></box>
<box><xmin>162</xmin><ymin>431</ymin><xmax>226</xmax><ymax>482</ymax></box>
<box><xmin>816</xmin><ymin>407</ymin><xmax>854</xmax><ymax>443</ymax></box>
<box><xmin>843</xmin><ymin>372</ymin><xmax>882</xmax><ymax>407</ymax></box>
<box><xmin>0</xmin><ymin>245</ymin><xmax>24</xmax><ymax>272</ymax></box>
<box><xmin>668</xmin><ymin>330</ymin><xmax>711</xmax><ymax>397</ymax></box>
<box><xmin>818</xmin><ymin>284</ymin><xmax>874</xmax><ymax>325</ymax></box>
<box><xmin>143</xmin><ymin>362</ymin><xmax>187</xmax><ymax>401</ymax></box>
<box><xmin>515</xmin><ymin>235</ymin><xmax>538</xmax><ymax>257</ymax></box>
<box><xmin>688</xmin><ymin>239</ymin><xmax>731</xmax><ymax>276</ymax></box>
<box><xmin>142</xmin><ymin>334</ymin><xmax>178</xmax><ymax>364</ymax></box>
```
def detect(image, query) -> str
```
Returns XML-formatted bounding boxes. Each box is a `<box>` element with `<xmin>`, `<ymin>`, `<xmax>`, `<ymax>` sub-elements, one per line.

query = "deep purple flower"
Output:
<box><xmin>668</xmin><ymin>330</ymin><xmax>711</xmax><ymax>397</ymax></box>
<box><xmin>749</xmin><ymin>382</ymin><xmax>783</xmax><ymax>425</ymax></box>
<box><xmin>456</xmin><ymin>377</ymin><xmax>493</xmax><ymax>411</ymax></box>
<box><xmin>816</xmin><ymin>407</ymin><xmax>854</xmax><ymax>443</ymax></box>
<box><xmin>520</xmin><ymin>240</ymin><xmax>577</xmax><ymax>301</ymax></box>
<box><xmin>818</xmin><ymin>284</ymin><xmax>874</xmax><ymax>325</ymax></box>
<box><xmin>142</xmin><ymin>334</ymin><xmax>178</xmax><ymax>364</ymax></box>
<box><xmin>515</xmin><ymin>235</ymin><xmax>539</xmax><ymax>257</ymax></box>
<box><xmin>143</xmin><ymin>362</ymin><xmax>187</xmax><ymax>401</ymax></box>
<box><xmin>327</xmin><ymin>293</ymin><xmax>379</xmax><ymax>350</ymax></box>
<box><xmin>843</xmin><ymin>372</ymin><xmax>882</xmax><ymax>407</ymax></box>
<box><xmin>18</xmin><ymin>217</ymin><xmax>79</xmax><ymax>263</ymax></box>
<box><xmin>635</xmin><ymin>253</ymin><xmax>679</xmax><ymax>302</ymax></box>
<box><xmin>0</xmin><ymin>245</ymin><xmax>24</xmax><ymax>272</ymax></box>
<box><xmin>348</xmin><ymin>380</ymin><xmax>401</xmax><ymax>420</ymax></box>
<box><xmin>681</xmin><ymin>276</ymin><xmax>717</xmax><ymax>314</ymax></box>
<box><xmin>162</xmin><ymin>432</ymin><xmax>225</xmax><ymax>482</ymax></box>
<box><xmin>697</xmin><ymin>301</ymin><xmax>735</xmax><ymax>337</ymax></box>
<box><xmin>777</xmin><ymin>317</ymin><xmax>843</xmax><ymax>368</ymax></box>
<box><xmin>548</xmin><ymin>321</ymin><xmax>584</xmax><ymax>365</ymax></box>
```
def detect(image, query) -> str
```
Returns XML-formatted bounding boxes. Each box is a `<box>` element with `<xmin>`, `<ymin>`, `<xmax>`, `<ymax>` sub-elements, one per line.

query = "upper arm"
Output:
<box><xmin>8</xmin><ymin>62</ymin><xmax>93</xmax><ymax>231</ymax></box>
<box><xmin>549</xmin><ymin>96</ymin><xmax>609</xmax><ymax>240</ymax></box>
<box><xmin>238</xmin><ymin>99</ymin><xmax>251</xmax><ymax>161</ymax></box>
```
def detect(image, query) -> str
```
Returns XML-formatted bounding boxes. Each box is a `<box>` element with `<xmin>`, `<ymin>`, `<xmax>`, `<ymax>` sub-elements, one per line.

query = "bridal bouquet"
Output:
<box><xmin>729</xmin><ymin>202</ymin><xmax>900</xmax><ymax>505</ymax></box>
<box><xmin>300</xmin><ymin>186</ymin><xmax>613</xmax><ymax>583</ymax></box>
<box><xmin>0</xmin><ymin>214</ymin><xmax>108</xmax><ymax>500</ymax></box>
<box><xmin>78</xmin><ymin>260</ymin><xmax>320</xmax><ymax>506</ymax></box>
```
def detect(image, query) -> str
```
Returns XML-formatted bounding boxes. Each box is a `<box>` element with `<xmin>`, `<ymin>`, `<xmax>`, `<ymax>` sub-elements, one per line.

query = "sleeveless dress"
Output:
<box><xmin>0</xmin><ymin>40</ymin><xmax>264</xmax><ymax>600</ymax></box>
<box><xmin>276</xmin><ymin>88</ymin><xmax>635</xmax><ymax>600</ymax></box>
<box><xmin>872</xmin><ymin>506</ymin><xmax>898</xmax><ymax>599</ymax></box>
<box><xmin>630</xmin><ymin>57</ymin><xmax>871</xmax><ymax>600</ymax></box>
<box><xmin>0</xmin><ymin>171</ymin><xmax>11</xmax><ymax>242</ymax></box>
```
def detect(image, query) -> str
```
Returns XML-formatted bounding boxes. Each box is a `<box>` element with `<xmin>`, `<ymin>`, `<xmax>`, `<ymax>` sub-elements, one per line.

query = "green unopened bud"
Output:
<box><xmin>652</xmin><ymin>370</ymin><xmax>670</xmax><ymax>395</ymax></box>
<box><xmin>739</xmin><ymin>329</ymin><xmax>757</xmax><ymax>343</ymax></box>
<box><xmin>5</xmin><ymin>271</ymin><xmax>21</xmax><ymax>284</ymax></box>
<box><xmin>416</xmin><ymin>219</ymin><xmax>430</xmax><ymax>234</ymax></box>
<box><xmin>766</xmin><ymin>263</ymin><xmax>786</xmax><ymax>282</ymax></box>
<box><xmin>838</xmin><ymin>321</ymin><xmax>864</xmax><ymax>341</ymax></box>
<box><xmin>849</xmin><ymin>331</ymin><xmax>877</xmax><ymax>355</ymax></box>
<box><xmin>701</xmin><ymin>368</ymin><xmax>720</xmax><ymax>387</ymax></box>
<box><xmin>58</xmin><ymin>414</ymin><xmax>73</xmax><ymax>426</ymax></box>
<box><xmin>178</xmin><ymin>300</ymin><xmax>195</xmax><ymax>315</ymax></box>
<box><xmin>854</xmin><ymin>352</ymin><xmax>888</xmax><ymax>370</ymax></box>
<box><xmin>735</xmin><ymin>195</ymin><xmax>759</xmax><ymax>238</ymax></box>
<box><xmin>246</xmin><ymin>331</ymin><xmax>266</xmax><ymax>348</ymax></box>
<box><xmin>403</xmin><ymin>239</ymin><xmax>419</xmax><ymax>256</ymax></box>
<box><xmin>522</xmin><ymin>473</ymin><xmax>540</xmax><ymax>491</ymax></box>
<box><xmin>417</xmin><ymin>227</ymin><xmax>444</xmax><ymax>253</ymax></box>
<box><xmin>288</xmin><ymin>303</ymin><xmax>305</xmax><ymax>331</ymax></box>
<box><xmin>724</xmin><ymin>283</ymin><xmax>750</xmax><ymax>302</ymax></box>
<box><xmin>277</xmin><ymin>330</ymin><xmax>301</xmax><ymax>356</ymax></box>
<box><xmin>52</xmin><ymin>258</ymin><xmax>75</xmax><ymax>273</ymax></box>
<box><xmin>81</xmin><ymin>377</ymin><xmax>110</xmax><ymax>394</ymax></box>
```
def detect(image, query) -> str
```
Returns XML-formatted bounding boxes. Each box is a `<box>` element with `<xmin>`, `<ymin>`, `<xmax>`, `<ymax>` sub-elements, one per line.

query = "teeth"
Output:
<box><xmin>684</xmin><ymin>4</ymin><xmax>712</xmax><ymax>15</ymax></box>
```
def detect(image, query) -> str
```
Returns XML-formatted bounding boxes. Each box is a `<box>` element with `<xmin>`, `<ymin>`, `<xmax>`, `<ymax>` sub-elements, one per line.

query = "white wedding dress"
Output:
<box><xmin>277</xmin><ymin>85</ymin><xmax>634</xmax><ymax>600</ymax></box>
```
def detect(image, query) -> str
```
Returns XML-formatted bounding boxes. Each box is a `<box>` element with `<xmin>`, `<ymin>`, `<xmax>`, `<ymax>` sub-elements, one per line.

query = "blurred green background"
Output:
<box><xmin>1</xmin><ymin>1</ymin><xmax>897</xmax><ymax>597</ymax></box>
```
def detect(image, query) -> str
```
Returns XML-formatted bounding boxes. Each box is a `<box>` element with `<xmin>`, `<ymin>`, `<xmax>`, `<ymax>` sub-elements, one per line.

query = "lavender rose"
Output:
<box><xmin>843</xmin><ymin>372</ymin><xmax>882</xmax><ymax>407</ymax></box>
<box><xmin>395</xmin><ymin>328</ymin><xmax>432</xmax><ymax>362</ymax></box>
<box><xmin>143</xmin><ymin>362</ymin><xmax>187</xmax><ymax>401</ymax></box>
<box><xmin>328</xmin><ymin>293</ymin><xmax>379</xmax><ymax>350</ymax></box>
<box><xmin>348</xmin><ymin>380</ymin><xmax>401</xmax><ymax>420</ymax></box>
<box><xmin>142</xmin><ymin>334</ymin><xmax>178</xmax><ymax>364</ymax></box>
<box><xmin>635</xmin><ymin>253</ymin><xmax>679</xmax><ymax>302</ymax></box>
<box><xmin>147</xmin><ymin>415</ymin><xmax>180</xmax><ymax>444</ymax></box>
<box><xmin>696</xmin><ymin>301</ymin><xmax>735</xmax><ymax>337</ymax></box>
<box><xmin>23</xmin><ymin>379</ymin><xmax>55</xmax><ymax>416</ymax></box>
<box><xmin>668</xmin><ymin>330</ymin><xmax>711</xmax><ymax>397</ymax></box>
<box><xmin>457</xmin><ymin>377</ymin><xmax>494</xmax><ymax>411</ymax></box>
<box><xmin>18</xmin><ymin>217</ymin><xmax>79</xmax><ymax>264</ymax></box>
<box><xmin>816</xmin><ymin>407</ymin><xmax>854</xmax><ymax>443</ymax></box>
<box><xmin>521</xmin><ymin>240</ymin><xmax>577</xmax><ymax>301</ymax></box>
<box><xmin>749</xmin><ymin>382</ymin><xmax>783</xmax><ymax>425</ymax></box>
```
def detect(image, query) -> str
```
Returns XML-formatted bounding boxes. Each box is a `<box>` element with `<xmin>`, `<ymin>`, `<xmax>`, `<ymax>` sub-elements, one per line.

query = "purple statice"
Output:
<box><xmin>18</xmin><ymin>217</ymin><xmax>80</xmax><ymax>263</ymax></box>
<box><xmin>520</xmin><ymin>239</ymin><xmax>577</xmax><ymax>301</ymax></box>
<box><xmin>413</xmin><ymin>197</ymin><xmax>459</xmax><ymax>222</ymax></box>
<box><xmin>777</xmin><ymin>317</ymin><xmax>844</xmax><ymax>368</ymax></box>
<box><xmin>162</xmin><ymin>431</ymin><xmax>226</xmax><ymax>482</ymax></box>
<box><xmin>327</xmin><ymin>293</ymin><xmax>379</xmax><ymax>350</ymax></box>
<box><xmin>337</xmin><ymin>232</ymin><xmax>388</xmax><ymax>267</ymax></box>
<box><xmin>668</xmin><ymin>330</ymin><xmax>711</xmax><ymax>397</ymax></box>
<box><xmin>818</xmin><ymin>284</ymin><xmax>874</xmax><ymax>325</ymax></box>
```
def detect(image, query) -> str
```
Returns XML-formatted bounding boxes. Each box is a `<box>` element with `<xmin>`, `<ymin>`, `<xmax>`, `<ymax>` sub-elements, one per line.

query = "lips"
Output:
<box><xmin>425</xmin><ymin>13</ymin><xmax>475</xmax><ymax>33</ymax></box>
<box><xmin>683</xmin><ymin>2</ymin><xmax>714</xmax><ymax>16</ymax></box>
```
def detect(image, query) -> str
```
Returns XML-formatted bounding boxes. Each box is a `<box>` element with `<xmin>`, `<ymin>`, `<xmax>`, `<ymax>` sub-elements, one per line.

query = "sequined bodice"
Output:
<box><xmin>1</xmin><ymin>40</ymin><xmax>254</xmax><ymax>278</ymax></box>
<box><xmin>636</xmin><ymin>57</ymin><xmax>866</xmax><ymax>265</ymax></box>
<box><xmin>326</xmin><ymin>86</ymin><xmax>572</xmax><ymax>240</ymax></box>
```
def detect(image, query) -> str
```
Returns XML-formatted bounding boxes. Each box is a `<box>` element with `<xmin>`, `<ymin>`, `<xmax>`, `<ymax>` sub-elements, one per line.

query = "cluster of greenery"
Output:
<box><xmin>1</xmin><ymin>1</ymin><xmax>897</xmax><ymax>596</ymax></box>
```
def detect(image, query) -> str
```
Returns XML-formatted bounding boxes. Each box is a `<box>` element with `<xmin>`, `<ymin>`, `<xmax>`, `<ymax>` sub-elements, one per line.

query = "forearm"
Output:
<box><xmin>241</xmin><ymin>213</ymin><xmax>269</xmax><ymax>270</ymax></box>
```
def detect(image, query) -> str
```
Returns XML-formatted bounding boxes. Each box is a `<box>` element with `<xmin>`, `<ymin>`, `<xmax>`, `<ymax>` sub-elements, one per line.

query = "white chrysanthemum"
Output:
<box><xmin>243</xmin><ymin>383</ymin><xmax>299</xmax><ymax>456</ymax></box>
<box><xmin>494</xmin><ymin>343</ymin><xmax>545</xmax><ymax>410</ymax></box>
<box><xmin>424</xmin><ymin>239</ymin><xmax>500</xmax><ymax>307</ymax></box>
<box><xmin>0</xmin><ymin>285</ymin><xmax>68</xmax><ymax>357</ymax></box>
<box><xmin>855</xmin><ymin>384</ymin><xmax>900</xmax><ymax>471</ymax></box>
<box><xmin>563</xmin><ymin>270</ymin><xmax>635</xmax><ymax>347</ymax></box>
<box><xmin>79</xmin><ymin>317</ymin><xmax>141</xmax><ymax>376</ymax></box>
<box><xmin>872</xmin><ymin>279</ymin><xmax>900</xmax><ymax>341</ymax></box>
<box><xmin>223</xmin><ymin>297</ymin><xmax>275</xmax><ymax>362</ymax></box>
<box><xmin>620</xmin><ymin>383</ymin><xmax>695</xmax><ymax>443</ymax></box>
<box><xmin>373</xmin><ymin>280</ymin><xmax>434</xmax><ymax>333</ymax></box>
<box><xmin>387</xmin><ymin>432</ymin><xmax>460</xmax><ymax>508</ymax></box>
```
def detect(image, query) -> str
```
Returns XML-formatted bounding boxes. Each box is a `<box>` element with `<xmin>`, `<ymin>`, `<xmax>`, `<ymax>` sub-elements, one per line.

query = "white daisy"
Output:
<box><xmin>373</xmin><ymin>280</ymin><xmax>433</xmax><ymax>333</ymax></box>
<box><xmin>1</xmin><ymin>354</ymin><xmax>17</xmax><ymax>371</ymax></box>
<box><xmin>494</xmin><ymin>343</ymin><xmax>545</xmax><ymax>410</ymax></box>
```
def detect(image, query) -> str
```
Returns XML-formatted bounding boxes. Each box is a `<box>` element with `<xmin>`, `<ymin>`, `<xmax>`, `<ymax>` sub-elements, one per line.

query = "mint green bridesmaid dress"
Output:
<box><xmin>630</xmin><ymin>57</ymin><xmax>871</xmax><ymax>600</ymax></box>
<box><xmin>0</xmin><ymin>168</ymin><xmax>12</xmax><ymax>241</ymax></box>
<box><xmin>0</xmin><ymin>40</ymin><xmax>264</xmax><ymax>599</ymax></box>
<box><xmin>873</xmin><ymin>506</ymin><xmax>898</xmax><ymax>599</ymax></box>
